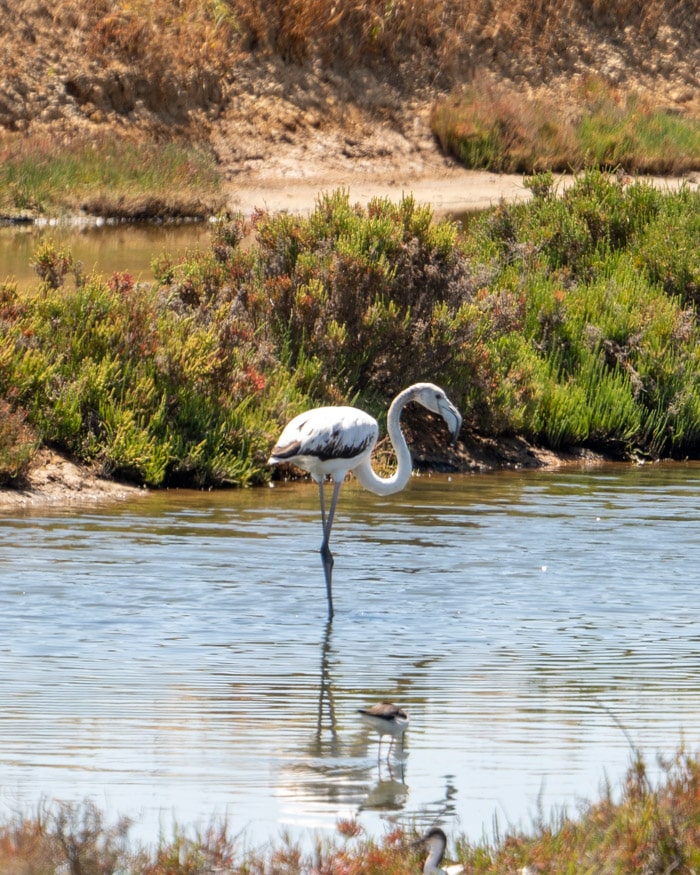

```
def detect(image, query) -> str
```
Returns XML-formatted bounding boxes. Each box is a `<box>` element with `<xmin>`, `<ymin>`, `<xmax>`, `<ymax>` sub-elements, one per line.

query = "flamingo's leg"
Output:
<box><xmin>318</xmin><ymin>479</ymin><xmax>328</xmax><ymax>535</ymax></box>
<box><xmin>318</xmin><ymin>479</ymin><xmax>343</xmax><ymax>622</ymax></box>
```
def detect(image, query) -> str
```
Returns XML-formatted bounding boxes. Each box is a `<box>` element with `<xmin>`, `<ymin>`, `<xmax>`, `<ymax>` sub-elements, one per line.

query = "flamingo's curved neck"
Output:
<box><xmin>352</xmin><ymin>387</ymin><xmax>415</xmax><ymax>496</ymax></box>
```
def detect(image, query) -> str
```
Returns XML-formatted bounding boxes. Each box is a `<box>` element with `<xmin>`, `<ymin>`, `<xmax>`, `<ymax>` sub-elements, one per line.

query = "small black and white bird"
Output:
<box><xmin>357</xmin><ymin>701</ymin><xmax>409</xmax><ymax>759</ymax></box>
<box><xmin>268</xmin><ymin>383</ymin><xmax>462</xmax><ymax>620</ymax></box>
<box><xmin>417</xmin><ymin>827</ymin><xmax>464</xmax><ymax>875</ymax></box>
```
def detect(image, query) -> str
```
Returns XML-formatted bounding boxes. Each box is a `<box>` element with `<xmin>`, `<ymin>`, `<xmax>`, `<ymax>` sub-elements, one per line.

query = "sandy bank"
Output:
<box><xmin>227</xmin><ymin>169</ymin><xmax>697</xmax><ymax>218</ymax></box>
<box><xmin>228</xmin><ymin>168</ymin><xmax>535</xmax><ymax>217</ymax></box>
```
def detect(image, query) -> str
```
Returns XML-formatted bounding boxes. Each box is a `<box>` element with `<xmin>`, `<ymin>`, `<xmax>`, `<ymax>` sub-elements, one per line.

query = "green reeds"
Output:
<box><xmin>431</xmin><ymin>78</ymin><xmax>700</xmax><ymax>175</ymax></box>
<box><xmin>0</xmin><ymin>134</ymin><xmax>226</xmax><ymax>218</ymax></box>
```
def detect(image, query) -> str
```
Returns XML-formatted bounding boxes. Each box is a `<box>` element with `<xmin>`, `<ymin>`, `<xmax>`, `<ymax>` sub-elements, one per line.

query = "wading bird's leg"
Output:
<box><xmin>318</xmin><ymin>479</ymin><xmax>343</xmax><ymax>622</ymax></box>
<box><xmin>317</xmin><ymin>480</ymin><xmax>334</xmax><ymax>620</ymax></box>
<box><xmin>321</xmin><ymin>554</ymin><xmax>334</xmax><ymax>622</ymax></box>
<box><xmin>322</xmin><ymin>479</ymin><xmax>343</xmax><ymax>550</ymax></box>
<box><xmin>318</xmin><ymin>479</ymin><xmax>329</xmax><ymax>539</ymax></box>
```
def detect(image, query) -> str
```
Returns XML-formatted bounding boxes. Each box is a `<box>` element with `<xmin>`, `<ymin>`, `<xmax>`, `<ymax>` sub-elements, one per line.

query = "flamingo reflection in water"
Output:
<box><xmin>268</xmin><ymin>382</ymin><xmax>462</xmax><ymax>620</ymax></box>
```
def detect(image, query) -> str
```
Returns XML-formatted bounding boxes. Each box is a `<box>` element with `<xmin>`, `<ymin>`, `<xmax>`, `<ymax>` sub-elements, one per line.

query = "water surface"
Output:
<box><xmin>0</xmin><ymin>222</ymin><xmax>212</xmax><ymax>289</ymax></box>
<box><xmin>0</xmin><ymin>464</ymin><xmax>698</xmax><ymax>848</ymax></box>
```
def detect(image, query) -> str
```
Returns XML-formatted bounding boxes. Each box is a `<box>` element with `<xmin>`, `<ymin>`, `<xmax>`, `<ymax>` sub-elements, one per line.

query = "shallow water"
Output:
<box><xmin>1</xmin><ymin>464</ymin><xmax>699</xmax><ymax>849</ymax></box>
<box><xmin>0</xmin><ymin>222</ymin><xmax>212</xmax><ymax>289</ymax></box>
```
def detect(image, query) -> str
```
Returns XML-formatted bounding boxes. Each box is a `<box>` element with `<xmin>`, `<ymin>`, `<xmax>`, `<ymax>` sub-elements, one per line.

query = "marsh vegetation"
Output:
<box><xmin>1</xmin><ymin>171</ymin><xmax>699</xmax><ymax>487</ymax></box>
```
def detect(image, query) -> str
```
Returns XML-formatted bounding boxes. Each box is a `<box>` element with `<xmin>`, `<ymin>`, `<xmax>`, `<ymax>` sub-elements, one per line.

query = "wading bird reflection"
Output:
<box><xmin>268</xmin><ymin>383</ymin><xmax>462</xmax><ymax>619</ymax></box>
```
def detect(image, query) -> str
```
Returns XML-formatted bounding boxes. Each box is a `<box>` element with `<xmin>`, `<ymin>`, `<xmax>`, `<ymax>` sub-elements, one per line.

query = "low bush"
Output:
<box><xmin>471</xmin><ymin>172</ymin><xmax>700</xmax><ymax>456</ymax></box>
<box><xmin>0</xmin><ymin>256</ymin><xmax>296</xmax><ymax>487</ymax></box>
<box><xmin>431</xmin><ymin>77</ymin><xmax>700</xmax><ymax>174</ymax></box>
<box><xmin>2</xmin><ymin>173</ymin><xmax>699</xmax><ymax>489</ymax></box>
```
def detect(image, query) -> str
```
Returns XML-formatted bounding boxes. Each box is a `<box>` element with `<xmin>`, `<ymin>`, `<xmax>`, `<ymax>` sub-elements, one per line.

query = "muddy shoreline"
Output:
<box><xmin>0</xmin><ymin>435</ymin><xmax>613</xmax><ymax>511</ymax></box>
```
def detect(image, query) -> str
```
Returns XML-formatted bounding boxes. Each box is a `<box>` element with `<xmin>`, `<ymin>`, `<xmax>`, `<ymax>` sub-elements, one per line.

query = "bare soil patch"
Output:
<box><xmin>227</xmin><ymin>166</ymin><xmax>538</xmax><ymax>217</ymax></box>
<box><xmin>0</xmin><ymin>449</ymin><xmax>143</xmax><ymax>510</ymax></box>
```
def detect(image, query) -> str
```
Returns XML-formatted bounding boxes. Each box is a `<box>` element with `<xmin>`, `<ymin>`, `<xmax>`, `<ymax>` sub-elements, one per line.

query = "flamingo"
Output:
<box><xmin>268</xmin><ymin>382</ymin><xmax>462</xmax><ymax>619</ymax></box>
<box><xmin>416</xmin><ymin>828</ymin><xmax>464</xmax><ymax>875</ymax></box>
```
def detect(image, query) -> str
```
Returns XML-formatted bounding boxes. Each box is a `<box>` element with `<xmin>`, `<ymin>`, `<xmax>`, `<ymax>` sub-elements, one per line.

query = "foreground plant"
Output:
<box><xmin>465</xmin><ymin>750</ymin><xmax>700</xmax><ymax>875</ymax></box>
<box><xmin>0</xmin><ymin>750</ymin><xmax>697</xmax><ymax>874</ymax></box>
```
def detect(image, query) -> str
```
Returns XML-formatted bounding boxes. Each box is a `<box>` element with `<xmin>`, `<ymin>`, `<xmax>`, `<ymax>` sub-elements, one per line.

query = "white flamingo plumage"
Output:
<box><xmin>268</xmin><ymin>382</ymin><xmax>462</xmax><ymax>619</ymax></box>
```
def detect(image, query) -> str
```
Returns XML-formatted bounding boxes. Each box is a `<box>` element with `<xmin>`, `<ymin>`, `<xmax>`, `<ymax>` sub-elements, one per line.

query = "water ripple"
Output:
<box><xmin>0</xmin><ymin>464</ymin><xmax>699</xmax><ymax>845</ymax></box>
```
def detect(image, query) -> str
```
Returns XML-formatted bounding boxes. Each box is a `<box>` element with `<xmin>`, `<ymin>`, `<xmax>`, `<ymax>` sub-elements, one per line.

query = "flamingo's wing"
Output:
<box><xmin>269</xmin><ymin>406</ymin><xmax>378</xmax><ymax>465</ymax></box>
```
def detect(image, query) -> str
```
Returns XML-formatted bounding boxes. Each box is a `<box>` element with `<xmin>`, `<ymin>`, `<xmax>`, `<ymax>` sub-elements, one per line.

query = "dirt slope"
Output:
<box><xmin>2</xmin><ymin>0</ymin><xmax>698</xmax><ymax>198</ymax></box>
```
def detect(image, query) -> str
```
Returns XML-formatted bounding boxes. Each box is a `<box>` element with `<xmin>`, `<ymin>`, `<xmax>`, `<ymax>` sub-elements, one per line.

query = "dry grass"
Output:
<box><xmin>212</xmin><ymin>0</ymin><xmax>696</xmax><ymax>83</ymax></box>
<box><xmin>1</xmin><ymin>0</ymin><xmax>697</xmax><ymax>211</ymax></box>
<box><xmin>0</xmin><ymin>0</ymin><xmax>697</xmax><ymax>214</ymax></box>
<box><xmin>8</xmin><ymin>0</ymin><xmax>698</xmax><ymax>91</ymax></box>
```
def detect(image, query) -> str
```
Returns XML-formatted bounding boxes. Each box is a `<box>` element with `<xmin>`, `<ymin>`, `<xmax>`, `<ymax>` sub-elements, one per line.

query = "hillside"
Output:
<box><xmin>2</xmin><ymin>0</ymin><xmax>698</xmax><ymax>205</ymax></box>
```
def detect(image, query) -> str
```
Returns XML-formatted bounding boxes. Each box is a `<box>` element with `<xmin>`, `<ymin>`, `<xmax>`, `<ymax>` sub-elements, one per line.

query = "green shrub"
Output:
<box><xmin>0</xmin><ymin>398</ymin><xmax>38</xmax><ymax>485</ymax></box>
<box><xmin>431</xmin><ymin>78</ymin><xmax>700</xmax><ymax>175</ymax></box>
<box><xmin>0</xmin><ymin>255</ymin><xmax>290</xmax><ymax>487</ymax></box>
<box><xmin>253</xmin><ymin>191</ymin><xmax>476</xmax><ymax>401</ymax></box>
<box><xmin>2</xmin><ymin>176</ymin><xmax>700</xmax><ymax>489</ymax></box>
<box><xmin>468</xmin><ymin>173</ymin><xmax>700</xmax><ymax>456</ymax></box>
<box><xmin>633</xmin><ymin>185</ymin><xmax>700</xmax><ymax>306</ymax></box>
